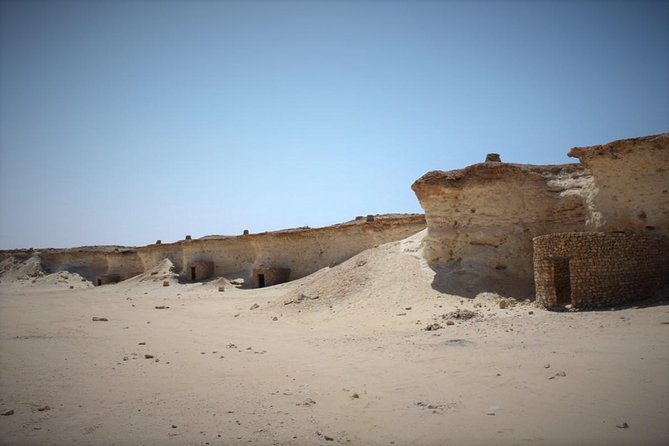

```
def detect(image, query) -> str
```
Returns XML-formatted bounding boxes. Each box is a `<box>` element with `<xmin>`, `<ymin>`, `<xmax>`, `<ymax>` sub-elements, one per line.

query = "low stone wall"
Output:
<box><xmin>533</xmin><ymin>232</ymin><xmax>669</xmax><ymax>308</ymax></box>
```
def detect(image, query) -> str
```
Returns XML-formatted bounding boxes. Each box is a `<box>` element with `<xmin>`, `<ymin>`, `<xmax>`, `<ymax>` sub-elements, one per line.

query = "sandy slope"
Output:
<box><xmin>0</xmin><ymin>232</ymin><xmax>668</xmax><ymax>445</ymax></box>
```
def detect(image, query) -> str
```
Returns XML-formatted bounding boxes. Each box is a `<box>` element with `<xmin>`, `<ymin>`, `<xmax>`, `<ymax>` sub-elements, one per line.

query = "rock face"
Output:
<box><xmin>0</xmin><ymin>214</ymin><xmax>425</xmax><ymax>287</ymax></box>
<box><xmin>413</xmin><ymin>133</ymin><xmax>669</xmax><ymax>303</ymax></box>
<box><xmin>568</xmin><ymin>133</ymin><xmax>669</xmax><ymax>237</ymax></box>
<box><xmin>412</xmin><ymin>161</ymin><xmax>590</xmax><ymax>297</ymax></box>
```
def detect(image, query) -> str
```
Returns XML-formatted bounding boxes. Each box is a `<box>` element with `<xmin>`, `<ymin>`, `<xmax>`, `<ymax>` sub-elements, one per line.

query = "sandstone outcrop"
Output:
<box><xmin>413</xmin><ymin>133</ymin><xmax>668</xmax><ymax>304</ymax></box>
<box><xmin>568</xmin><ymin>133</ymin><xmax>669</xmax><ymax>237</ymax></box>
<box><xmin>0</xmin><ymin>214</ymin><xmax>425</xmax><ymax>287</ymax></box>
<box><xmin>412</xmin><ymin>161</ymin><xmax>590</xmax><ymax>297</ymax></box>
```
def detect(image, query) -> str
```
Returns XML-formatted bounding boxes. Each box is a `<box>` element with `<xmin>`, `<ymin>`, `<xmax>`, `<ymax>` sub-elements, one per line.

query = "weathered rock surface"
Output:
<box><xmin>412</xmin><ymin>162</ymin><xmax>590</xmax><ymax>297</ymax></box>
<box><xmin>568</xmin><ymin>133</ymin><xmax>669</xmax><ymax>237</ymax></box>
<box><xmin>0</xmin><ymin>214</ymin><xmax>425</xmax><ymax>287</ymax></box>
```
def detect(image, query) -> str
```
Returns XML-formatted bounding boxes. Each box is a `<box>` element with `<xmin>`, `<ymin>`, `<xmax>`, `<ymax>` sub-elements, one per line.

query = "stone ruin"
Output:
<box><xmin>252</xmin><ymin>267</ymin><xmax>291</xmax><ymax>288</ymax></box>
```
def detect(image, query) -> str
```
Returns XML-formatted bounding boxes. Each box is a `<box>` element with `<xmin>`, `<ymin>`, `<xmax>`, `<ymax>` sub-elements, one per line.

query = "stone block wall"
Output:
<box><xmin>533</xmin><ymin>232</ymin><xmax>669</xmax><ymax>309</ymax></box>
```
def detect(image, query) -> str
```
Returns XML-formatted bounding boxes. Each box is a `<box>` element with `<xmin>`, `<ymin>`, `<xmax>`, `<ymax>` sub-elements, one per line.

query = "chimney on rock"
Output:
<box><xmin>485</xmin><ymin>153</ymin><xmax>501</xmax><ymax>162</ymax></box>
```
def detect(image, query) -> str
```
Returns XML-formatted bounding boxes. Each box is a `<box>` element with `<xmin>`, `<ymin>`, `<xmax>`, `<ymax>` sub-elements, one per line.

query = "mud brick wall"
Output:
<box><xmin>533</xmin><ymin>232</ymin><xmax>669</xmax><ymax>309</ymax></box>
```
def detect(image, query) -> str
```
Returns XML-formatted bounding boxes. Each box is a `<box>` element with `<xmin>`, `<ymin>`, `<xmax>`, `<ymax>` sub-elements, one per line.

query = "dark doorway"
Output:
<box><xmin>97</xmin><ymin>279</ymin><xmax>102</xmax><ymax>286</ymax></box>
<box><xmin>551</xmin><ymin>258</ymin><xmax>571</xmax><ymax>306</ymax></box>
<box><xmin>191</xmin><ymin>267</ymin><xmax>196</xmax><ymax>281</ymax></box>
<box><xmin>258</xmin><ymin>273</ymin><xmax>265</xmax><ymax>288</ymax></box>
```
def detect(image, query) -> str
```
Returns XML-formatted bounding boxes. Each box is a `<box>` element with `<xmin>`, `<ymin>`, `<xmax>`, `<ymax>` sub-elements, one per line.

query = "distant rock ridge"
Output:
<box><xmin>0</xmin><ymin>214</ymin><xmax>426</xmax><ymax>287</ymax></box>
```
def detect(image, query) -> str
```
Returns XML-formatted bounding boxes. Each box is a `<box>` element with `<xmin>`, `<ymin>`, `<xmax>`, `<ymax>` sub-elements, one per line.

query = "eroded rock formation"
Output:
<box><xmin>0</xmin><ymin>214</ymin><xmax>426</xmax><ymax>287</ymax></box>
<box><xmin>568</xmin><ymin>133</ymin><xmax>669</xmax><ymax>236</ymax></box>
<box><xmin>413</xmin><ymin>133</ymin><xmax>669</xmax><ymax>301</ymax></box>
<box><xmin>412</xmin><ymin>161</ymin><xmax>590</xmax><ymax>297</ymax></box>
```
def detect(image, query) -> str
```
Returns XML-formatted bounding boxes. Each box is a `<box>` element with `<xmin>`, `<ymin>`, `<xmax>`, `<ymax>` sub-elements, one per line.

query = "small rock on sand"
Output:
<box><xmin>144</xmin><ymin>354</ymin><xmax>154</xmax><ymax>359</ymax></box>
<box><xmin>92</xmin><ymin>317</ymin><xmax>108</xmax><ymax>322</ymax></box>
<box><xmin>616</xmin><ymin>422</ymin><xmax>629</xmax><ymax>429</ymax></box>
<box><xmin>1</xmin><ymin>410</ymin><xmax>14</xmax><ymax>416</ymax></box>
<box><xmin>250</xmin><ymin>304</ymin><xmax>260</xmax><ymax>310</ymax></box>
<box><xmin>163</xmin><ymin>281</ymin><xmax>170</xmax><ymax>287</ymax></box>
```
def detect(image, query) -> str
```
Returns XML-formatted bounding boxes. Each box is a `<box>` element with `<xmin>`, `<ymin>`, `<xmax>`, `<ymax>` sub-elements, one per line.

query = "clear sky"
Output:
<box><xmin>1</xmin><ymin>0</ymin><xmax>667</xmax><ymax>249</ymax></box>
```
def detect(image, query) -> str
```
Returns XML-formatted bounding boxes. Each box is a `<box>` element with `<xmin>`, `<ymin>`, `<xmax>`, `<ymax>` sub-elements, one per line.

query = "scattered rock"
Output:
<box><xmin>171</xmin><ymin>424</ymin><xmax>177</xmax><ymax>429</ymax></box>
<box><xmin>272</xmin><ymin>316</ymin><xmax>278</xmax><ymax>321</ymax></box>
<box><xmin>92</xmin><ymin>317</ymin><xmax>108</xmax><ymax>322</ymax></box>
<box><xmin>155</xmin><ymin>306</ymin><xmax>169</xmax><ymax>309</ymax></box>
<box><xmin>163</xmin><ymin>281</ymin><xmax>170</xmax><ymax>287</ymax></box>
<box><xmin>227</xmin><ymin>344</ymin><xmax>237</xmax><ymax>349</ymax></box>
<box><xmin>424</xmin><ymin>323</ymin><xmax>442</xmax><ymax>331</ymax></box>
<box><xmin>249</xmin><ymin>304</ymin><xmax>260</xmax><ymax>310</ymax></box>
<box><xmin>297</xmin><ymin>398</ymin><xmax>316</xmax><ymax>407</ymax></box>
<box><xmin>498</xmin><ymin>299</ymin><xmax>516</xmax><ymax>309</ymax></box>
<box><xmin>138</xmin><ymin>342</ymin><xmax>146</xmax><ymax>345</ymax></box>
<box><xmin>445</xmin><ymin>320</ymin><xmax>455</xmax><ymax>326</ymax></box>
<box><xmin>443</xmin><ymin>309</ymin><xmax>478</xmax><ymax>320</ymax></box>
<box><xmin>324</xmin><ymin>435</ymin><xmax>334</xmax><ymax>441</ymax></box>
<box><xmin>1</xmin><ymin>410</ymin><xmax>14</xmax><ymax>416</ymax></box>
<box><xmin>616</xmin><ymin>422</ymin><xmax>629</xmax><ymax>429</ymax></box>
<box><xmin>405</xmin><ymin>307</ymin><xmax>412</xmax><ymax>311</ymax></box>
<box><xmin>351</xmin><ymin>393</ymin><xmax>360</xmax><ymax>399</ymax></box>
<box><xmin>218</xmin><ymin>286</ymin><xmax>225</xmax><ymax>292</ymax></box>
<box><xmin>545</xmin><ymin>364</ymin><xmax>550</xmax><ymax>368</ymax></box>
<box><xmin>555</xmin><ymin>371</ymin><xmax>567</xmax><ymax>377</ymax></box>
<box><xmin>36</xmin><ymin>405</ymin><xmax>50</xmax><ymax>412</ymax></box>
<box><xmin>144</xmin><ymin>354</ymin><xmax>154</xmax><ymax>359</ymax></box>
<box><xmin>528</xmin><ymin>311</ymin><xmax>534</xmax><ymax>315</ymax></box>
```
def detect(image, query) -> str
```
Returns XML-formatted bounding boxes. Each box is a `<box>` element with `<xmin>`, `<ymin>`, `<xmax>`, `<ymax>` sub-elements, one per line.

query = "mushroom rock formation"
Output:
<box><xmin>568</xmin><ymin>133</ymin><xmax>669</xmax><ymax>237</ymax></box>
<box><xmin>412</xmin><ymin>160</ymin><xmax>591</xmax><ymax>298</ymax></box>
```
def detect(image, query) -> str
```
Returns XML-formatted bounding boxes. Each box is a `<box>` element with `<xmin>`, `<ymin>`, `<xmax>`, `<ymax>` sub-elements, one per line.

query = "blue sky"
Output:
<box><xmin>1</xmin><ymin>0</ymin><xmax>667</xmax><ymax>249</ymax></box>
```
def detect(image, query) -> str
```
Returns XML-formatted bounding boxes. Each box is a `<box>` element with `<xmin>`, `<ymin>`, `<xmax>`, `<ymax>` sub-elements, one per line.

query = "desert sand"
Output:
<box><xmin>1</xmin><ymin>231</ymin><xmax>668</xmax><ymax>445</ymax></box>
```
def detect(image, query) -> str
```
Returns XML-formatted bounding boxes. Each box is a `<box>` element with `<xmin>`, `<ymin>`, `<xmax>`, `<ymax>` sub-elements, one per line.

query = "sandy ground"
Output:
<box><xmin>1</xmin><ymin>235</ymin><xmax>668</xmax><ymax>445</ymax></box>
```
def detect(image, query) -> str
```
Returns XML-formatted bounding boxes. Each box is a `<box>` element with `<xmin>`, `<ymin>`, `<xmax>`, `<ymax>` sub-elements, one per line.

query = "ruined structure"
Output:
<box><xmin>96</xmin><ymin>274</ymin><xmax>121</xmax><ymax>286</ymax></box>
<box><xmin>252</xmin><ymin>267</ymin><xmax>291</xmax><ymax>288</ymax></box>
<box><xmin>185</xmin><ymin>260</ymin><xmax>214</xmax><ymax>282</ymax></box>
<box><xmin>413</xmin><ymin>133</ymin><xmax>669</xmax><ymax>307</ymax></box>
<box><xmin>532</xmin><ymin>133</ymin><xmax>669</xmax><ymax>308</ymax></box>
<box><xmin>533</xmin><ymin>232</ymin><xmax>668</xmax><ymax>308</ymax></box>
